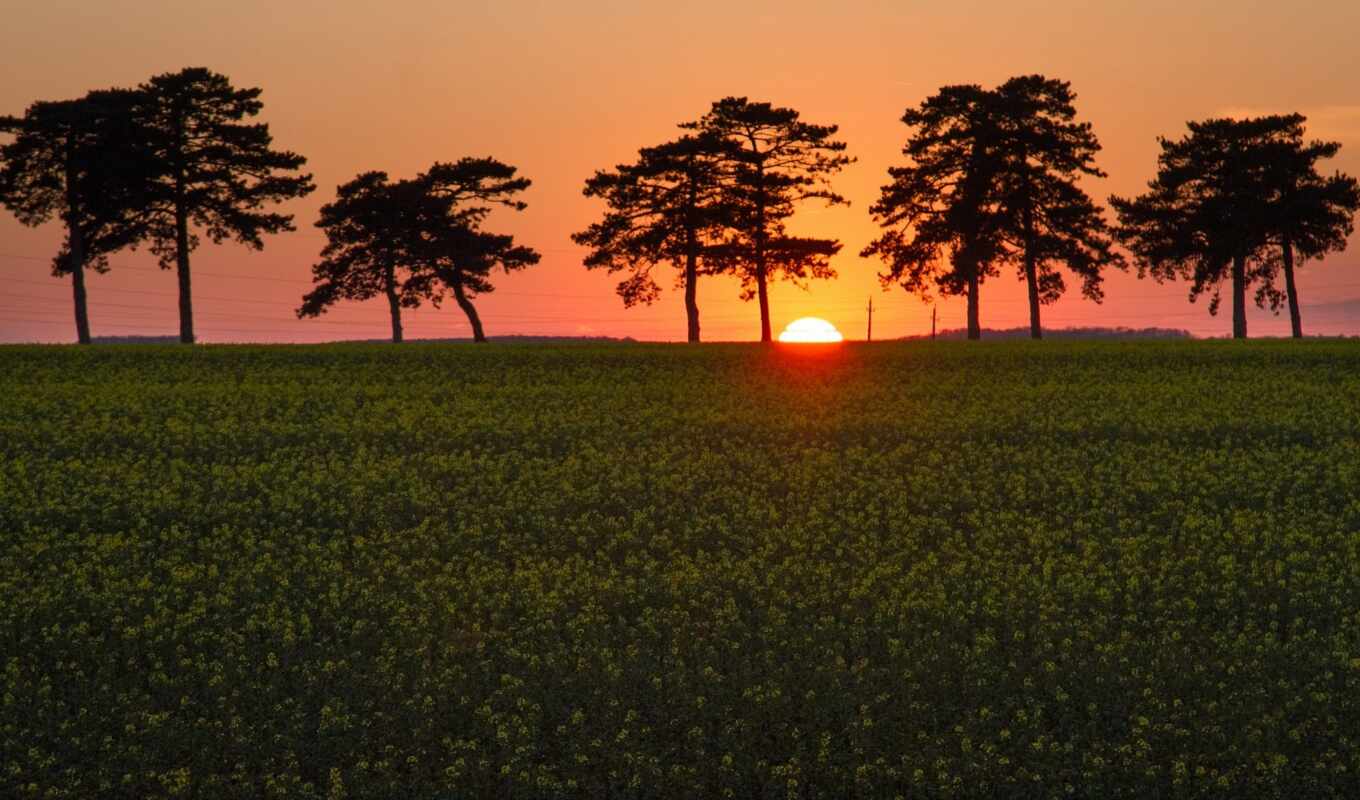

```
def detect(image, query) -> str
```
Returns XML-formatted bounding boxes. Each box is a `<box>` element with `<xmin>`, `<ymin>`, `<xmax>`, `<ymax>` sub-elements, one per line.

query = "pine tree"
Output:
<box><xmin>136</xmin><ymin>67</ymin><xmax>313</xmax><ymax>343</ymax></box>
<box><xmin>299</xmin><ymin>172</ymin><xmax>422</xmax><ymax>343</ymax></box>
<box><xmin>991</xmin><ymin>76</ymin><xmax>1122</xmax><ymax>339</ymax></box>
<box><xmin>0</xmin><ymin>90</ymin><xmax>153</xmax><ymax>344</ymax></box>
<box><xmin>690</xmin><ymin>98</ymin><xmax>851</xmax><ymax>342</ymax></box>
<box><xmin>411</xmin><ymin>159</ymin><xmax>539</xmax><ymax>343</ymax></box>
<box><xmin>574</xmin><ymin>132</ymin><xmax>732</xmax><ymax>342</ymax></box>
<box><xmin>862</xmin><ymin>85</ymin><xmax>1006</xmax><ymax>341</ymax></box>
<box><xmin>299</xmin><ymin>159</ymin><xmax>538</xmax><ymax>343</ymax></box>
<box><xmin>1252</xmin><ymin>115</ymin><xmax>1360</xmax><ymax>337</ymax></box>
<box><xmin>1112</xmin><ymin>116</ymin><xmax>1290</xmax><ymax>338</ymax></box>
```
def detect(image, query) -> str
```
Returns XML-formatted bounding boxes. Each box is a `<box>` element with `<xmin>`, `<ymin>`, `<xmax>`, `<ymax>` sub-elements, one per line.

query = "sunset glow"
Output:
<box><xmin>1</xmin><ymin>2</ymin><xmax>1359</xmax><ymax>343</ymax></box>
<box><xmin>778</xmin><ymin>317</ymin><xmax>843</xmax><ymax>343</ymax></box>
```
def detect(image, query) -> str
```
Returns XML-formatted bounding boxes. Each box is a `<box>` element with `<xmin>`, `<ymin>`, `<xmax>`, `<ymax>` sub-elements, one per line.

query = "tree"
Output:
<box><xmin>298</xmin><ymin>172</ymin><xmax>424</xmax><ymax>343</ymax></box>
<box><xmin>573</xmin><ymin>132</ymin><xmax>732</xmax><ymax>342</ymax></box>
<box><xmin>862</xmin><ymin>84</ymin><xmax>1008</xmax><ymax>341</ymax></box>
<box><xmin>416</xmin><ymin>225</ymin><xmax>540</xmax><ymax>343</ymax></box>
<box><xmin>136</xmin><ymin>67</ymin><xmax>313</xmax><ymax>343</ymax></box>
<box><xmin>1111</xmin><ymin>116</ymin><xmax>1291</xmax><ymax>339</ymax></box>
<box><xmin>298</xmin><ymin>159</ymin><xmax>538</xmax><ymax>344</ymax></box>
<box><xmin>0</xmin><ymin>90</ymin><xmax>153</xmax><ymax>344</ymax></box>
<box><xmin>409</xmin><ymin>159</ymin><xmax>540</xmax><ymax>343</ymax></box>
<box><xmin>1253</xmin><ymin>115</ymin><xmax>1360</xmax><ymax>337</ymax></box>
<box><xmin>689</xmin><ymin>97</ymin><xmax>852</xmax><ymax>343</ymax></box>
<box><xmin>991</xmin><ymin>76</ymin><xmax>1122</xmax><ymax>339</ymax></box>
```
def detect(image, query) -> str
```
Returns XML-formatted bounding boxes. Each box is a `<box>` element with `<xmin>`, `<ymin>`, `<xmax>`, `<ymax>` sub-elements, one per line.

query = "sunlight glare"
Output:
<box><xmin>778</xmin><ymin>317</ymin><xmax>844</xmax><ymax>343</ymax></box>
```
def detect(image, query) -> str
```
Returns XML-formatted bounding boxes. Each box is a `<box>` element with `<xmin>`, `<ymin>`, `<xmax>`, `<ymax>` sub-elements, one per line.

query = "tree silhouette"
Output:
<box><xmin>299</xmin><ymin>172</ymin><xmax>424</xmax><ymax>343</ymax></box>
<box><xmin>408</xmin><ymin>159</ymin><xmax>539</xmax><ymax>343</ymax></box>
<box><xmin>1111</xmin><ymin>117</ymin><xmax>1293</xmax><ymax>339</ymax></box>
<box><xmin>991</xmin><ymin>76</ymin><xmax>1122</xmax><ymax>339</ymax></box>
<box><xmin>0</xmin><ymin>91</ymin><xmax>153</xmax><ymax>344</ymax></box>
<box><xmin>689</xmin><ymin>97</ymin><xmax>851</xmax><ymax>343</ymax></box>
<box><xmin>1252</xmin><ymin>115</ymin><xmax>1359</xmax><ymax>337</ymax></box>
<box><xmin>413</xmin><ymin>225</ymin><xmax>540</xmax><ymax>343</ymax></box>
<box><xmin>299</xmin><ymin>159</ymin><xmax>538</xmax><ymax>343</ymax></box>
<box><xmin>136</xmin><ymin>67</ymin><xmax>313</xmax><ymax>344</ymax></box>
<box><xmin>574</xmin><ymin>132</ymin><xmax>732</xmax><ymax>342</ymax></box>
<box><xmin>862</xmin><ymin>85</ymin><xmax>1007</xmax><ymax>340</ymax></box>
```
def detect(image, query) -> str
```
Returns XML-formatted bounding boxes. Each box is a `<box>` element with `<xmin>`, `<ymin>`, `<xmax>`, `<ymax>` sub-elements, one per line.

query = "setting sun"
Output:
<box><xmin>778</xmin><ymin>317</ymin><xmax>844</xmax><ymax>343</ymax></box>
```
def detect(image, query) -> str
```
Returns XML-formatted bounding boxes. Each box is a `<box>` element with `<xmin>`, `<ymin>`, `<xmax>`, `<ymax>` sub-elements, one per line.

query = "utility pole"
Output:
<box><xmin>931</xmin><ymin>305</ymin><xmax>937</xmax><ymax>340</ymax></box>
<box><xmin>866</xmin><ymin>296</ymin><xmax>873</xmax><ymax>342</ymax></box>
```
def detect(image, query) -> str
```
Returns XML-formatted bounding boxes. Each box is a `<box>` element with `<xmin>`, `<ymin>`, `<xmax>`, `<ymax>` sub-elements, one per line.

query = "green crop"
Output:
<box><xmin>3</xmin><ymin>341</ymin><xmax>1360</xmax><ymax>799</ymax></box>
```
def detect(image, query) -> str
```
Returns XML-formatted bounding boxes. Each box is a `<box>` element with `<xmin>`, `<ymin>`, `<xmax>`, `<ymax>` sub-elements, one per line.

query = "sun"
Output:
<box><xmin>778</xmin><ymin>317</ymin><xmax>844</xmax><ymax>343</ymax></box>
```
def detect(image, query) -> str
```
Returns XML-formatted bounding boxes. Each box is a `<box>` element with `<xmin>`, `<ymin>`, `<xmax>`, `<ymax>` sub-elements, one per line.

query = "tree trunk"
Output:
<box><xmin>384</xmin><ymin>264</ymin><xmax>403</xmax><ymax>344</ymax></box>
<box><xmin>174</xmin><ymin>199</ymin><xmax>195</xmax><ymax>344</ymax></box>
<box><xmin>175</xmin><ymin>209</ymin><xmax>194</xmax><ymax>344</ymax></box>
<box><xmin>69</xmin><ymin>245</ymin><xmax>91</xmax><ymax>346</ymax></box>
<box><xmin>1025</xmin><ymin>258</ymin><xmax>1041</xmax><ymax>340</ymax></box>
<box><xmin>63</xmin><ymin>145</ymin><xmax>92</xmax><ymax>345</ymax></box>
<box><xmin>756</xmin><ymin>270</ymin><xmax>771</xmax><ymax>343</ymax></box>
<box><xmin>1023</xmin><ymin>204</ymin><xmax>1041</xmax><ymax>339</ymax></box>
<box><xmin>1282</xmin><ymin>237</ymin><xmax>1302</xmax><ymax>338</ymax></box>
<box><xmin>755</xmin><ymin>164</ymin><xmax>771</xmax><ymax>344</ymax></box>
<box><xmin>967</xmin><ymin>270</ymin><xmax>981</xmax><ymax>341</ymax></box>
<box><xmin>684</xmin><ymin>234</ymin><xmax>700</xmax><ymax>343</ymax></box>
<box><xmin>1231</xmin><ymin>252</ymin><xmax>1248</xmax><ymax>339</ymax></box>
<box><xmin>452</xmin><ymin>279</ymin><xmax>486</xmax><ymax>343</ymax></box>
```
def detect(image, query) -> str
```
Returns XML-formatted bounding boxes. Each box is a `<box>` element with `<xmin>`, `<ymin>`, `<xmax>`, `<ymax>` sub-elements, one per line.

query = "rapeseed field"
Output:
<box><xmin>3</xmin><ymin>342</ymin><xmax>1359</xmax><ymax>798</ymax></box>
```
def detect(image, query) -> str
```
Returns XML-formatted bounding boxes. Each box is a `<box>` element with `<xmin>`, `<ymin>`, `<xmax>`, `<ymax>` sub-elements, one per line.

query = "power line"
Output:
<box><xmin>0</xmin><ymin>286</ymin><xmax>910</xmax><ymax>324</ymax></box>
<box><xmin>10</xmin><ymin>251</ymin><xmax>1360</xmax><ymax>304</ymax></box>
<box><xmin>0</xmin><ymin>252</ymin><xmax>609</xmax><ymax>298</ymax></box>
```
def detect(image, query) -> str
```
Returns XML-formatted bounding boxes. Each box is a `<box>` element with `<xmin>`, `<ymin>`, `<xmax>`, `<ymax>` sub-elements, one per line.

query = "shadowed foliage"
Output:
<box><xmin>408</xmin><ymin>159</ymin><xmax>540</xmax><ymax>343</ymax></box>
<box><xmin>299</xmin><ymin>159</ymin><xmax>539</xmax><ymax>343</ymax></box>
<box><xmin>1111</xmin><ymin>115</ymin><xmax>1318</xmax><ymax>339</ymax></box>
<box><xmin>1250</xmin><ymin>115</ymin><xmax>1359</xmax><ymax>337</ymax></box>
<box><xmin>135</xmin><ymin>67</ymin><xmax>314</xmax><ymax>343</ymax></box>
<box><xmin>299</xmin><ymin>172</ymin><xmax>425</xmax><ymax>343</ymax></box>
<box><xmin>991</xmin><ymin>76</ymin><xmax>1123</xmax><ymax>338</ymax></box>
<box><xmin>574</xmin><ymin>132</ymin><xmax>733</xmax><ymax>342</ymax></box>
<box><xmin>0</xmin><ymin>91</ymin><xmax>155</xmax><ymax>344</ymax></box>
<box><xmin>863</xmin><ymin>84</ymin><xmax>1007</xmax><ymax>340</ymax></box>
<box><xmin>865</xmin><ymin>77</ymin><xmax>1120</xmax><ymax>340</ymax></box>
<box><xmin>688</xmin><ymin>97</ymin><xmax>852</xmax><ymax>343</ymax></box>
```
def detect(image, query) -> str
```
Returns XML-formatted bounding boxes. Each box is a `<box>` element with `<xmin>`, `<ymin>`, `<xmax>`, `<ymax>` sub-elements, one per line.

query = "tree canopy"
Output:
<box><xmin>688</xmin><ymin>97</ymin><xmax>851</xmax><ymax>343</ymax></box>
<box><xmin>574</xmin><ymin>132</ymin><xmax>733</xmax><ymax>342</ymax></box>
<box><xmin>864</xmin><ymin>77</ymin><xmax>1120</xmax><ymax>340</ymax></box>
<box><xmin>862</xmin><ymin>84</ymin><xmax>1007</xmax><ymax>340</ymax></box>
<box><xmin>990</xmin><ymin>75</ymin><xmax>1122</xmax><ymax>338</ymax></box>
<box><xmin>1248</xmin><ymin>115</ymin><xmax>1359</xmax><ymax>337</ymax></box>
<box><xmin>1111</xmin><ymin>116</ymin><xmax>1301</xmax><ymax>338</ymax></box>
<box><xmin>298</xmin><ymin>158</ymin><xmax>539</xmax><ymax>343</ymax></box>
<box><xmin>135</xmin><ymin>67</ymin><xmax>314</xmax><ymax>343</ymax></box>
<box><xmin>0</xmin><ymin>90</ymin><xmax>155</xmax><ymax>344</ymax></box>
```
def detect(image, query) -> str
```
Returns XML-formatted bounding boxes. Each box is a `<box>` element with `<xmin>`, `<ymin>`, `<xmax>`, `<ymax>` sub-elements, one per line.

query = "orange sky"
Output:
<box><xmin>3</xmin><ymin>0</ymin><xmax>1360</xmax><ymax>342</ymax></box>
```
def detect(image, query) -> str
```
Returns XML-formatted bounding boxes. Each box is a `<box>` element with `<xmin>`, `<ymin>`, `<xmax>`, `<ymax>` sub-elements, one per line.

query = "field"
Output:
<box><xmin>3</xmin><ymin>341</ymin><xmax>1360</xmax><ymax>799</ymax></box>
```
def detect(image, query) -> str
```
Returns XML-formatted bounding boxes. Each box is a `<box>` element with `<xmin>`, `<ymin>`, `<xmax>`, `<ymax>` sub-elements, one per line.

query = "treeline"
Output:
<box><xmin>2</xmin><ymin>70</ymin><xmax>1358</xmax><ymax>343</ymax></box>
<box><xmin>0</xmin><ymin>68</ymin><xmax>537</xmax><ymax>345</ymax></box>
<box><xmin>589</xmin><ymin>78</ymin><xmax>1360</xmax><ymax>341</ymax></box>
<box><xmin>0</xmin><ymin>70</ymin><xmax>313</xmax><ymax>344</ymax></box>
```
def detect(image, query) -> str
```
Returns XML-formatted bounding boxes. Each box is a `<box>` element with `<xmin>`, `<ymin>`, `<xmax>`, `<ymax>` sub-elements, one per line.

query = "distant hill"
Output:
<box><xmin>86</xmin><ymin>330</ymin><xmax>1195</xmax><ymax>344</ymax></box>
<box><xmin>83</xmin><ymin>335</ymin><xmax>640</xmax><ymax>345</ymax></box>
<box><xmin>340</xmin><ymin>335</ymin><xmax>640</xmax><ymax>345</ymax></box>
<box><xmin>903</xmin><ymin>326</ymin><xmax>1193</xmax><ymax>341</ymax></box>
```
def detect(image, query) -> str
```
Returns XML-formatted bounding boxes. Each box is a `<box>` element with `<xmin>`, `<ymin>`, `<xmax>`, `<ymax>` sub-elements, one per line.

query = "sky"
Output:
<box><xmin>2</xmin><ymin>0</ymin><xmax>1359</xmax><ymax>343</ymax></box>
